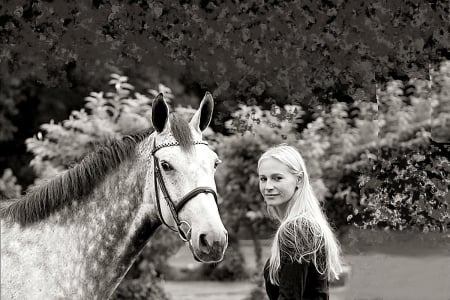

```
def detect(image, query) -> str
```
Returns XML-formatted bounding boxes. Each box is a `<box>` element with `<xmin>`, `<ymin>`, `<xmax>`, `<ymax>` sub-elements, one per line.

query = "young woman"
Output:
<box><xmin>258</xmin><ymin>144</ymin><xmax>343</xmax><ymax>300</ymax></box>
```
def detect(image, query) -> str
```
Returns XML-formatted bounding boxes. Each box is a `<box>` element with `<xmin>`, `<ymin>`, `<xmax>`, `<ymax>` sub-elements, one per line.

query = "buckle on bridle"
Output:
<box><xmin>177</xmin><ymin>220</ymin><xmax>192</xmax><ymax>242</ymax></box>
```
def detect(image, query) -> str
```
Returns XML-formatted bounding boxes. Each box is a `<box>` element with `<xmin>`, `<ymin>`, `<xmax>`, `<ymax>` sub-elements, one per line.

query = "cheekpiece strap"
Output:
<box><xmin>152</xmin><ymin>141</ymin><xmax>209</xmax><ymax>155</ymax></box>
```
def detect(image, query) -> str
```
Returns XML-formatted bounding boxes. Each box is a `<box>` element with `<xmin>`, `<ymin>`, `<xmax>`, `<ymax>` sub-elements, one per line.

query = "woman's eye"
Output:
<box><xmin>259</xmin><ymin>177</ymin><xmax>266</xmax><ymax>182</ymax></box>
<box><xmin>161</xmin><ymin>161</ymin><xmax>173</xmax><ymax>171</ymax></box>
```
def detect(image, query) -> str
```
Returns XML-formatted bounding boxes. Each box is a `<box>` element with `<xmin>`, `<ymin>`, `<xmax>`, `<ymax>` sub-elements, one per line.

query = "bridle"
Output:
<box><xmin>151</xmin><ymin>139</ymin><xmax>218</xmax><ymax>242</ymax></box>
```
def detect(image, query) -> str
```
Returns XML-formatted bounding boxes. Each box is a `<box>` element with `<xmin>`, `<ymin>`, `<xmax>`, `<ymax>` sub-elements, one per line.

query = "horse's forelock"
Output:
<box><xmin>169</xmin><ymin>114</ymin><xmax>194</xmax><ymax>152</ymax></box>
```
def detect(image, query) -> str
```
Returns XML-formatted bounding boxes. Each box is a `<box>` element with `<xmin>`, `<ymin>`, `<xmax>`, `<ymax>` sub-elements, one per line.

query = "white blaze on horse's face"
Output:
<box><xmin>150</xmin><ymin>93</ymin><xmax>228</xmax><ymax>263</ymax></box>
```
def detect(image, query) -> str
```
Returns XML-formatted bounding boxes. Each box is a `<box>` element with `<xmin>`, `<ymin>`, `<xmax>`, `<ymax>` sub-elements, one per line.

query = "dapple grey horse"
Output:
<box><xmin>1</xmin><ymin>93</ymin><xmax>228</xmax><ymax>299</ymax></box>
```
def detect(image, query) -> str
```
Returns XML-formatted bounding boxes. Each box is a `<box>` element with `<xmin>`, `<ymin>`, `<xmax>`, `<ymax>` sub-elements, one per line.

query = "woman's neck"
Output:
<box><xmin>274</xmin><ymin>201</ymin><xmax>290</xmax><ymax>220</ymax></box>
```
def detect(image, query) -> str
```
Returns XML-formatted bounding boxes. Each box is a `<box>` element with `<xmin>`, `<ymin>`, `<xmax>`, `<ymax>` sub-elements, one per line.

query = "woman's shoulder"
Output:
<box><xmin>284</xmin><ymin>214</ymin><xmax>320</xmax><ymax>228</ymax></box>
<box><xmin>278</xmin><ymin>215</ymin><xmax>325</xmax><ymax>261</ymax></box>
<box><xmin>280</xmin><ymin>214</ymin><xmax>324</xmax><ymax>242</ymax></box>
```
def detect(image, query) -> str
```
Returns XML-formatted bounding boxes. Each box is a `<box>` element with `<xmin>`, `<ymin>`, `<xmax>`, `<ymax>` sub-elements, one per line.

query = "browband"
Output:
<box><xmin>151</xmin><ymin>141</ymin><xmax>209</xmax><ymax>155</ymax></box>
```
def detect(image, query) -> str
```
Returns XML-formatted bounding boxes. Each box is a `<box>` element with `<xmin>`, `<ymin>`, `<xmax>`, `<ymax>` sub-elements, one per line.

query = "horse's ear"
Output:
<box><xmin>190</xmin><ymin>92</ymin><xmax>214</xmax><ymax>132</ymax></box>
<box><xmin>152</xmin><ymin>93</ymin><xmax>170</xmax><ymax>133</ymax></box>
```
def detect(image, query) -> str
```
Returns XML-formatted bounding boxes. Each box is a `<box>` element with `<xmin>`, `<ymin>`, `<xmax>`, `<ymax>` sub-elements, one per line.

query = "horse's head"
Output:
<box><xmin>145</xmin><ymin>92</ymin><xmax>228</xmax><ymax>263</ymax></box>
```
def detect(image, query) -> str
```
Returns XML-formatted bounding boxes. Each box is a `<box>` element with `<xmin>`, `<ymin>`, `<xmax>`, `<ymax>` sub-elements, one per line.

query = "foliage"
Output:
<box><xmin>112</xmin><ymin>272</ymin><xmax>170</xmax><ymax>300</ymax></box>
<box><xmin>338</xmin><ymin>61</ymin><xmax>450</xmax><ymax>232</ymax></box>
<box><xmin>1</xmin><ymin>0</ymin><xmax>446</xmax><ymax>200</ymax></box>
<box><xmin>135</xmin><ymin>226</ymin><xmax>184</xmax><ymax>278</ymax></box>
<box><xmin>26</xmin><ymin>74</ymin><xmax>153</xmax><ymax>179</ymax></box>
<box><xmin>344</xmin><ymin>124</ymin><xmax>449</xmax><ymax>232</ymax></box>
<box><xmin>430</xmin><ymin>60</ymin><xmax>450</xmax><ymax>143</ymax></box>
<box><xmin>0</xmin><ymin>168</ymin><xmax>22</xmax><ymax>199</ymax></box>
<box><xmin>1</xmin><ymin>0</ymin><xmax>448</xmax><ymax>137</ymax></box>
<box><xmin>0</xmin><ymin>79</ymin><xmax>21</xmax><ymax>141</ymax></box>
<box><xmin>2</xmin><ymin>0</ymin><xmax>449</xmax><ymax>211</ymax></box>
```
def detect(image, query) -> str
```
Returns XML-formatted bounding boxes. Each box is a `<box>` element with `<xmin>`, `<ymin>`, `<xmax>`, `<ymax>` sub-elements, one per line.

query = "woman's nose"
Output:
<box><xmin>265</xmin><ymin>180</ymin><xmax>274</xmax><ymax>190</ymax></box>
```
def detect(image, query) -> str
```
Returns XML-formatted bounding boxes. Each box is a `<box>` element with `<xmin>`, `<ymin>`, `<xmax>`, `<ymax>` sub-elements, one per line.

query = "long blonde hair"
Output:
<box><xmin>258</xmin><ymin>144</ymin><xmax>343</xmax><ymax>284</ymax></box>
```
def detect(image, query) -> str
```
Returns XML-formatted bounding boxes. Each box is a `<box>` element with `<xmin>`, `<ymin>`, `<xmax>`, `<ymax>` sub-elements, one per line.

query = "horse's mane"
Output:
<box><xmin>0</xmin><ymin>114</ymin><xmax>194</xmax><ymax>225</ymax></box>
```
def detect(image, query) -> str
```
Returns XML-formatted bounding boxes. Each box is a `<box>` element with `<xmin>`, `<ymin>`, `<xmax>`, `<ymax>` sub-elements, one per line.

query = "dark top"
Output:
<box><xmin>264</xmin><ymin>258</ymin><xmax>329</xmax><ymax>300</ymax></box>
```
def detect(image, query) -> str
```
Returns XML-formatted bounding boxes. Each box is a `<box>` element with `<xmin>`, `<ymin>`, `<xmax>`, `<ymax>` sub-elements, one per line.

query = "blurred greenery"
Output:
<box><xmin>0</xmin><ymin>168</ymin><xmax>21</xmax><ymax>199</ymax></box>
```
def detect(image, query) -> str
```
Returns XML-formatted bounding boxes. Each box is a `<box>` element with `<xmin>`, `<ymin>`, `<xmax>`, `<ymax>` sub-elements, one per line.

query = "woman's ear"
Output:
<box><xmin>296</xmin><ymin>174</ymin><xmax>303</xmax><ymax>186</ymax></box>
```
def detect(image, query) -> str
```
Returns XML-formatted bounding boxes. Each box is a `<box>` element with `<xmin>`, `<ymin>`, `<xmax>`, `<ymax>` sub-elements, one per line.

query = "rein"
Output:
<box><xmin>151</xmin><ymin>139</ymin><xmax>218</xmax><ymax>242</ymax></box>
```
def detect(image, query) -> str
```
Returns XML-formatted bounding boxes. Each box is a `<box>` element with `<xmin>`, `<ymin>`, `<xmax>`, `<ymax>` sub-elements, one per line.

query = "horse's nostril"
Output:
<box><xmin>199</xmin><ymin>233</ymin><xmax>209</xmax><ymax>249</ymax></box>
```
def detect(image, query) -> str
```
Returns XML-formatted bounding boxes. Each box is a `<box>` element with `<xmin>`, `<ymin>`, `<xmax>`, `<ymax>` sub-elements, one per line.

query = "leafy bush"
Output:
<box><xmin>0</xmin><ymin>168</ymin><xmax>22</xmax><ymax>199</ymax></box>
<box><xmin>334</xmin><ymin>61</ymin><xmax>450</xmax><ymax>232</ymax></box>
<box><xmin>430</xmin><ymin>61</ymin><xmax>450</xmax><ymax>143</ymax></box>
<box><xmin>26</xmin><ymin>74</ymin><xmax>155</xmax><ymax>179</ymax></box>
<box><xmin>344</xmin><ymin>129</ymin><xmax>449</xmax><ymax>232</ymax></box>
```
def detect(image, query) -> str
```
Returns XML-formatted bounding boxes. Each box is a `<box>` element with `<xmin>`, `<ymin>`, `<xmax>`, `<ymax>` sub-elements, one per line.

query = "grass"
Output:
<box><xmin>345</xmin><ymin>254</ymin><xmax>450</xmax><ymax>300</ymax></box>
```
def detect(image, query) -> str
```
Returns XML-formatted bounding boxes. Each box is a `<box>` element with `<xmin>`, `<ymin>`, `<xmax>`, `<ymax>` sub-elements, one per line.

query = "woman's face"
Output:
<box><xmin>258</xmin><ymin>157</ymin><xmax>298</xmax><ymax>208</ymax></box>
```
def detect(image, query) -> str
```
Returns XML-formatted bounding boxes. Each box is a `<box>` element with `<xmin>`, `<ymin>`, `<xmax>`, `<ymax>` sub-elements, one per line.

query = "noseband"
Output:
<box><xmin>152</xmin><ymin>139</ymin><xmax>218</xmax><ymax>242</ymax></box>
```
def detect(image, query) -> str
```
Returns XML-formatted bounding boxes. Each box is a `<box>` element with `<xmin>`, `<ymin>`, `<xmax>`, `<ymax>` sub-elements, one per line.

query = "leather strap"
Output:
<box><xmin>152</xmin><ymin>138</ymin><xmax>218</xmax><ymax>242</ymax></box>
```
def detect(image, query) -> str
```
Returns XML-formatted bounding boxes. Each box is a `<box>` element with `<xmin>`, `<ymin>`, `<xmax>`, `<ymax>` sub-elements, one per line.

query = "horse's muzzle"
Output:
<box><xmin>189</xmin><ymin>239</ymin><xmax>227</xmax><ymax>263</ymax></box>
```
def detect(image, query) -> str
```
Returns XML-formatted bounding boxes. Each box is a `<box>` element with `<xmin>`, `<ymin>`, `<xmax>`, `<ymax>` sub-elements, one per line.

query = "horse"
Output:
<box><xmin>0</xmin><ymin>92</ymin><xmax>228</xmax><ymax>299</ymax></box>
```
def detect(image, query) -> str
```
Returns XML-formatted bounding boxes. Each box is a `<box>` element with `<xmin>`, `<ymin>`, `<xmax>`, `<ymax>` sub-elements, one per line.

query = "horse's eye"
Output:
<box><xmin>160</xmin><ymin>161</ymin><xmax>173</xmax><ymax>171</ymax></box>
<box><xmin>214</xmin><ymin>159</ymin><xmax>222</xmax><ymax>168</ymax></box>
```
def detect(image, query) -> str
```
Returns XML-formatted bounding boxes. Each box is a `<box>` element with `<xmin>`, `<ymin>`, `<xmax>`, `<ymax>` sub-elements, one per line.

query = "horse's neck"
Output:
<box><xmin>66</xmin><ymin>157</ymin><xmax>159</xmax><ymax>298</ymax></box>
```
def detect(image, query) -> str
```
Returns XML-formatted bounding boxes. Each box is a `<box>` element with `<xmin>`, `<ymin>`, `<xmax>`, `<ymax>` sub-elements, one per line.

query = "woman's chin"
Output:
<box><xmin>266</xmin><ymin>198</ymin><xmax>286</xmax><ymax>206</ymax></box>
